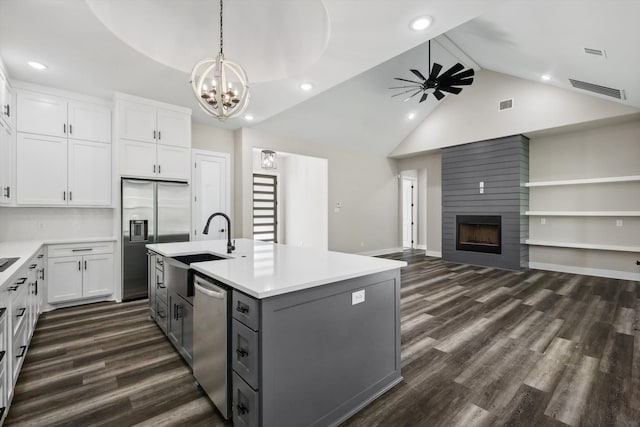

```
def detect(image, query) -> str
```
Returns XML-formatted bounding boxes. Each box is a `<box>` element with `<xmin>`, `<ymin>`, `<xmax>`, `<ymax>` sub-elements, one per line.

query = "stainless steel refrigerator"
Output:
<box><xmin>122</xmin><ymin>179</ymin><xmax>190</xmax><ymax>301</ymax></box>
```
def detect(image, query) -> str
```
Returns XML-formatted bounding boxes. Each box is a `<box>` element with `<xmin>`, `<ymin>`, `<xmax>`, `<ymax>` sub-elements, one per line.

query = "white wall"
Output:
<box><xmin>237</xmin><ymin>128</ymin><xmax>399</xmax><ymax>254</ymax></box>
<box><xmin>0</xmin><ymin>208</ymin><xmax>114</xmax><ymax>241</ymax></box>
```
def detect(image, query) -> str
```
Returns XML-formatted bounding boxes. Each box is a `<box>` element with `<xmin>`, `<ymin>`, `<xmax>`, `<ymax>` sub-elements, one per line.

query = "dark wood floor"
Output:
<box><xmin>6</xmin><ymin>251</ymin><xmax>639</xmax><ymax>426</ymax></box>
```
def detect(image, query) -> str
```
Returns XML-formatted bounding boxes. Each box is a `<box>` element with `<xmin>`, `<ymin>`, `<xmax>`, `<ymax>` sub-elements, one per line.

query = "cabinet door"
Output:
<box><xmin>119</xmin><ymin>139</ymin><xmax>157</xmax><ymax>179</ymax></box>
<box><xmin>0</xmin><ymin>121</ymin><xmax>14</xmax><ymax>205</ymax></box>
<box><xmin>47</xmin><ymin>256</ymin><xmax>83</xmax><ymax>303</ymax></box>
<box><xmin>157</xmin><ymin>145</ymin><xmax>189</xmax><ymax>181</ymax></box>
<box><xmin>181</xmin><ymin>300</ymin><xmax>193</xmax><ymax>365</ymax></box>
<box><xmin>68</xmin><ymin>139</ymin><xmax>111</xmax><ymax>206</ymax></box>
<box><xmin>156</xmin><ymin>109</ymin><xmax>190</xmax><ymax>147</ymax></box>
<box><xmin>17</xmin><ymin>92</ymin><xmax>67</xmax><ymax>138</ymax></box>
<box><xmin>68</xmin><ymin>102</ymin><xmax>111</xmax><ymax>143</ymax></box>
<box><xmin>118</xmin><ymin>101</ymin><xmax>156</xmax><ymax>143</ymax></box>
<box><xmin>82</xmin><ymin>253</ymin><xmax>114</xmax><ymax>298</ymax></box>
<box><xmin>16</xmin><ymin>133</ymin><xmax>68</xmax><ymax>205</ymax></box>
<box><xmin>168</xmin><ymin>294</ymin><xmax>181</xmax><ymax>347</ymax></box>
<box><xmin>1</xmin><ymin>84</ymin><xmax>15</xmax><ymax>130</ymax></box>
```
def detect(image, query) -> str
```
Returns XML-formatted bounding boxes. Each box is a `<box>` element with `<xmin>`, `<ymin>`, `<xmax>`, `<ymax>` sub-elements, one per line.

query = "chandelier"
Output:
<box><xmin>190</xmin><ymin>0</ymin><xmax>250</xmax><ymax>120</ymax></box>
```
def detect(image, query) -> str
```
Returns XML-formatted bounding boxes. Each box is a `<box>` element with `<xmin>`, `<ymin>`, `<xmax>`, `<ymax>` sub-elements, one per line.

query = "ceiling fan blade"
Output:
<box><xmin>433</xmin><ymin>90</ymin><xmax>445</xmax><ymax>101</ymax></box>
<box><xmin>394</xmin><ymin>77</ymin><xmax>423</xmax><ymax>84</ymax></box>
<box><xmin>436</xmin><ymin>63</ymin><xmax>465</xmax><ymax>81</ymax></box>
<box><xmin>438</xmin><ymin>86</ymin><xmax>462</xmax><ymax>94</ymax></box>
<box><xmin>391</xmin><ymin>88</ymin><xmax>423</xmax><ymax>97</ymax></box>
<box><xmin>419</xmin><ymin>93</ymin><xmax>428</xmax><ymax>103</ymax></box>
<box><xmin>403</xmin><ymin>90</ymin><xmax>423</xmax><ymax>102</ymax></box>
<box><xmin>449</xmin><ymin>77</ymin><xmax>474</xmax><ymax>86</ymax></box>
<box><xmin>410</xmin><ymin>69</ymin><xmax>427</xmax><ymax>81</ymax></box>
<box><xmin>389</xmin><ymin>85</ymin><xmax>422</xmax><ymax>90</ymax></box>
<box><xmin>452</xmin><ymin>68</ymin><xmax>474</xmax><ymax>80</ymax></box>
<box><xmin>428</xmin><ymin>63</ymin><xmax>443</xmax><ymax>81</ymax></box>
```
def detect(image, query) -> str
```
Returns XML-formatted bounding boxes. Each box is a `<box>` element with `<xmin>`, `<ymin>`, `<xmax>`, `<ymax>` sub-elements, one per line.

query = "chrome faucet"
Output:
<box><xmin>203</xmin><ymin>212</ymin><xmax>235</xmax><ymax>254</ymax></box>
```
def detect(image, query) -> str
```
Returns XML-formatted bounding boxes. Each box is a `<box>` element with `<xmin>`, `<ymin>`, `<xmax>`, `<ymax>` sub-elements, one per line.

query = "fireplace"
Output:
<box><xmin>456</xmin><ymin>215</ymin><xmax>501</xmax><ymax>254</ymax></box>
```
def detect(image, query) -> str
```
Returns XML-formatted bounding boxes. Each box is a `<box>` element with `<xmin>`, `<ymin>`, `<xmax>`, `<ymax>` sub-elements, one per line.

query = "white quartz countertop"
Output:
<box><xmin>0</xmin><ymin>237</ymin><xmax>117</xmax><ymax>289</ymax></box>
<box><xmin>146</xmin><ymin>239</ymin><xmax>407</xmax><ymax>299</ymax></box>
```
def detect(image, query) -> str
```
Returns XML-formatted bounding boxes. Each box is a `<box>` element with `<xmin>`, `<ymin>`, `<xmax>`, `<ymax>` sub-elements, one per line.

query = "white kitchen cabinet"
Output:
<box><xmin>47</xmin><ymin>242</ymin><xmax>114</xmax><ymax>304</ymax></box>
<box><xmin>16</xmin><ymin>133</ymin><xmax>68</xmax><ymax>205</ymax></box>
<box><xmin>67</xmin><ymin>139</ymin><xmax>112</xmax><ymax>206</ymax></box>
<box><xmin>117</xmin><ymin>95</ymin><xmax>191</xmax><ymax>181</ymax></box>
<box><xmin>17</xmin><ymin>91</ymin><xmax>111</xmax><ymax>143</ymax></box>
<box><xmin>16</xmin><ymin>132</ymin><xmax>112</xmax><ymax>206</ymax></box>
<box><xmin>0</xmin><ymin>120</ymin><xmax>14</xmax><ymax>205</ymax></box>
<box><xmin>0</xmin><ymin>72</ymin><xmax>15</xmax><ymax>130</ymax></box>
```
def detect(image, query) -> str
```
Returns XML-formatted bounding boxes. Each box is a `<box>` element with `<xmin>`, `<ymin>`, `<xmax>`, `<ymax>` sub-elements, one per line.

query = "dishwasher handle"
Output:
<box><xmin>194</xmin><ymin>277</ymin><xmax>226</xmax><ymax>299</ymax></box>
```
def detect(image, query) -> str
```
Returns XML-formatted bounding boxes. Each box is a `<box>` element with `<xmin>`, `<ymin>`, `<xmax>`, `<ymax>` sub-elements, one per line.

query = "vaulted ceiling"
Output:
<box><xmin>1</xmin><ymin>0</ymin><xmax>638</xmax><ymax>157</ymax></box>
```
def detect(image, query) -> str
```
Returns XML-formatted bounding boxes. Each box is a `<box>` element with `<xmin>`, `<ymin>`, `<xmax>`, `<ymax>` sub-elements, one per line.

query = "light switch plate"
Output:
<box><xmin>352</xmin><ymin>289</ymin><xmax>365</xmax><ymax>305</ymax></box>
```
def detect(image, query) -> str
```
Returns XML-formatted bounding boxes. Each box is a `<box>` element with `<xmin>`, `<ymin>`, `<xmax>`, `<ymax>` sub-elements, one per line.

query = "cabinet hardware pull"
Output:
<box><xmin>16</xmin><ymin>345</ymin><xmax>26</xmax><ymax>358</ymax></box>
<box><xmin>158</xmin><ymin>131</ymin><xmax>161</xmax><ymax>140</ymax></box>
<box><xmin>3</xmin><ymin>186</ymin><xmax>9</xmax><ymax>198</ymax></box>
<box><xmin>16</xmin><ymin>307</ymin><xmax>26</xmax><ymax>318</ymax></box>
<box><xmin>29</xmin><ymin>264</ymin><xmax>37</xmax><ymax>270</ymax></box>
<box><xmin>236</xmin><ymin>404</ymin><xmax>249</xmax><ymax>415</ymax></box>
<box><xmin>16</xmin><ymin>278</ymin><xmax>26</xmax><ymax>285</ymax></box>
<box><xmin>78</xmin><ymin>261</ymin><xmax>81</xmax><ymax>271</ymax></box>
<box><xmin>63</xmin><ymin>123</ymin><xmax>66</xmax><ymax>134</ymax></box>
<box><xmin>153</xmin><ymin>164</ymin><xmax>156</xmax><ymax>173</ymax></box>
<box><xmin>37</xmin><ymin>254</ymin><xmax>44</xmax><ymax>259</ymax></box>
<box><xmin>236</xmin><ymin>348</ymin><xmax>249</xmax><ymax>358</ymax></box>
<box><xmin>236</xmin><ymin>304</ymin><xmax>249</xmax><ymax>314</ymax></box>
<box><xmin>63</xmin><ymin>191</ymin><xmax>66</xmax><ymax>201</ymax></box>
<box><xmin>69</xmin><ymin>124</ymin><xmax>73</xmax><ymax>134</ymax></box>
<box><xmin>175</xmin><ymin>304</ymin><xmax>181</xmax><ymax>320</ymax></box>
<box><xmin>35</xmin><ymin>281</ymin><xmax>38</xmax><ymax>295</ymax></box>
<box><xmin>153</xmin><ymin>130</ymin><xmax>156</xmax><ymax>139</ymax></box>
<box><xmin>157</xmin><ymin>260</ymin><xmax>163</xmax><ymax>266</ymax></box>
<box><xmin>72</xmin><ymin>248</ymin><xmax>93</xmax><ymax>252</ymax></box>
<box><xmin>3</xmin><ymin>104</ymin><xmax>9</xmax><ymax>117</ymax></box>
<box><xmin>84</xmin><ymin>260</ymin><xmax>87</xmax><ymax>270</ymax></box>
<box><xmin>69</xmin><ymin>191</ymin><xmax>72</xmax><ymax>201</ymax></box>
<box><xmin>8</xmin><ymin>286</ymin><xmax>17</xmax><ymax>292</ymax></box>
<box><xmin>157</xmin><ymin>283</ymin><xmax>165</xmax><ymax>289</ymax></box>
<box><xmin>158</xmin><ymin>165</ymin><xmax>161</xmax><ymax>174</ymax></box>
<box><xmin>157</xmin><ymin>310</ymin><xmax>166</xmax><ymax>319</ymax></box>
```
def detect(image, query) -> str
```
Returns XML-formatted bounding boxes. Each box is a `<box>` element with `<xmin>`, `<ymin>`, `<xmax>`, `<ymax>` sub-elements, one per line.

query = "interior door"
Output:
<box><xmin>402</xmin><ymin>178</ymin><xmax>415</xmax><ymax>248</ymax></box>
<box><xmin>192</xmin><ymin>151</ymin><xmax>230</xmax><ymax>241</ymax></box>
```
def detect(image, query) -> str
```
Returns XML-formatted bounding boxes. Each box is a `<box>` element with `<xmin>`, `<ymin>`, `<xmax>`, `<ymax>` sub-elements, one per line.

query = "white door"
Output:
<box><xmin>68</xmin><ymin>139</ymin><xmax>112</xmax><ymax>206</ymax></box>
<box><xmin>118</xmin><ymin>101</ymin><xmax>157</xmax><ymax>143</ymax></box>
<box><xmin>156</xmin><ymin>109</ymin><xmax>190</xmax><ymax>147</ymax></box>
<box><xmin>119</xmin><ymin>139</ymin><xmax>157</xmax><ymax>179</ymax></box>
<box><xmin>68</xmin><ymin>102</ymin><xmax>111</xmax><ymax>143</ymax></box>
<box><xmin>192</xmin><ymin>150</ymin><xmax>230</xmax><ymax>240</ymax></box>
<box><xmin>47</xmin><ymin>256</ymin><xmax>83</xmax><ymax>303</ymax></box>
<box><xmin>82</xmin><ymin>253</ymin><xmax>114</xmax><ymax>298</ymax></box>
<box><xmin>402</xmin><ymin>178</ymin><xmax>416</xmax><ymax>248</ymax></box>
<box><xmin>17</xmin><ymin>91</ymin><xmax>67</xmax><ymax>137</ymax></box>
<box><xmin>0</xmin><ymin>121</ymin><xmax>13</xmax><ymax>205</ymax></box>
<box><xmin>157</xmin><ymin>145</ymin><xmax>190</xmax><ymax>181</ymax></box>
<box><xmin>17</xmin><ymin>133</ymin><xmax>68</xmax><ymax>205</ymax></box>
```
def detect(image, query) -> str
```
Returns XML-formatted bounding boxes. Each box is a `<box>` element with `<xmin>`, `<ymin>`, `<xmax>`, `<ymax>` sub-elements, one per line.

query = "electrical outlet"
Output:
<box><xmin>352</xmin><ymin>290</ymin><xmax>365</xmax><ymax>305</ymax></box>
<box><xmin>616</xmin><ymin>219</ymin><xmax>623</xmax><ymax>227</ymax></box>
<box><xmin>541</xmin><ymin>218</ymin><xmax>546</xmax><ymax>225</ymax></box>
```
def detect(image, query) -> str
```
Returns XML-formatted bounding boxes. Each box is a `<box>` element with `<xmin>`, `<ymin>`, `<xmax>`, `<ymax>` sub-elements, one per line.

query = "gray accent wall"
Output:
<box><xmin>442</xmin><ymin>135</ymin><xmax>529</xmax><ymax>270</ymax></box>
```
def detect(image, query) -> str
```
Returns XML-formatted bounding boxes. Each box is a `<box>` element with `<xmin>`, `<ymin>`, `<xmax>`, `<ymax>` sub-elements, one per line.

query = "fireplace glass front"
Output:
<box><xmin>456</xmin><ymin>215</ymin><xmax>501</xmax><ymax>254</ymax></box>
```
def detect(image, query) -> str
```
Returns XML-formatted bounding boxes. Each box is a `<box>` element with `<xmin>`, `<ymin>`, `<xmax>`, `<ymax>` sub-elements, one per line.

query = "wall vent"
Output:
<box><xmin>499</xmin><ymin>98</ymin><xmax>513</xmax><ymax>111</ymax></box>
<box><xmin>569</xmin><ymin>79</ymin><xmax>625</xmax><ymax>100</ymax></box>
<box><xmin>584</xmin><ymin>47</ymin><xmax>606</xmax><ymax>58</ymax></box>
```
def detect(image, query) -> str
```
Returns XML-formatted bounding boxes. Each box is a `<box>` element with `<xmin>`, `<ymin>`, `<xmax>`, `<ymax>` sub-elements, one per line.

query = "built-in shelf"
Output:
<box><xmin>524</xmin><ymin>175</ymin><xmax>640</xmax><ymax>187</ymax></box>
<box><xmin>525</xmin><ymin>211</ymin><xmax>640</xmax><ymax>217</ymax></box>
<box><xmin>525</xmin><ymin>239</ymin><xmax>640</xmax><ymax>252</ymax></box>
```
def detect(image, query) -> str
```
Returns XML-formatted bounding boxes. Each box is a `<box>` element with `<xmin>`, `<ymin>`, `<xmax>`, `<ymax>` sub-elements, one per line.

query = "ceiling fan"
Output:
<box><xmin>391</xmin><ymin>40</ymin><xmax>474</xmax><ymax>103</ymax></box>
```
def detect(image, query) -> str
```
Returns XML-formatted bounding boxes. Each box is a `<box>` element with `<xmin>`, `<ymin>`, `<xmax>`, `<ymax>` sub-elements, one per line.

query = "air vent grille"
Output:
<box><xmin>584</xmin><ymin>47</ymin><xmax>606</xmax><ymax>57</ymax></box>
<box><xmin>499</xmin><ymin>98</ymin><xmax>513</xmax><ymax>111</ymax></box>
<box><xmin>569</xmin><ymin>79</ymin><xmax>625</xmax><ymax>100</ymax></box>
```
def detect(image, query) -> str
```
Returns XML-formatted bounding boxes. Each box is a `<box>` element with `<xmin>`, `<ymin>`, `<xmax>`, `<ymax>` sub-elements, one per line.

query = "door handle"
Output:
<box><xmin>78</xmin><ymin>261</ymin><xmax>81</xmax><ymax>271</ymax></box>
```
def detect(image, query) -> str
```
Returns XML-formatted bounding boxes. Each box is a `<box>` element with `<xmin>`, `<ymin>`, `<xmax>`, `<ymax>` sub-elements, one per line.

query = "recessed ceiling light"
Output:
<box><xmin>299</xmin><ymin>82</ymin><xmax>313</xmax><ymax>91</ymax></box>
<box><xmin>408</xmin><ymin>112</ymin><xmax>416</xmax><ymax>120</ymax></box>
<box><xmin>410</xmin><ymin>16</ymin><xmax>433</xmax><ymax>31</ymax></box>
<box><xmin>245</xmin><ymin>114</ymin><xmax>254</xmax><ymax>121</ymax></box>
<box><xmin>28</xmin><ymin>61</ymin><xmax>47</xmax><ymax>70</ymax></box>
<box><xmin>541</xmin><ymin>74</ymin><xmax>551</xmax><ymax>81</ymax></box>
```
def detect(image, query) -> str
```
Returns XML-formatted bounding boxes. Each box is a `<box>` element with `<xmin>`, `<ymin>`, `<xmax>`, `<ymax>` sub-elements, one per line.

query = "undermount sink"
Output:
<box><xmin>173</xmin><ymin>253</ymin><xmax>227</xmax><ymax>265</ymax></box>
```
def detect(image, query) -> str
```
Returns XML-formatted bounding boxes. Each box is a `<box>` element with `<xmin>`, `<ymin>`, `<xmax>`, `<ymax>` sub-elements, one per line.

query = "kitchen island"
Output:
<box><xmin>147</xmin><ymin>239</ymin><xmax>406</xmax><ymax>427</ymax></box>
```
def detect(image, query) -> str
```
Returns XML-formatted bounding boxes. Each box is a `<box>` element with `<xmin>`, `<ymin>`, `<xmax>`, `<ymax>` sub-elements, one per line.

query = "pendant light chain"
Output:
<box><xmin>219</xmin><ymin>0</ymin><xmax>224</xmax><ymax>57</ymax></box>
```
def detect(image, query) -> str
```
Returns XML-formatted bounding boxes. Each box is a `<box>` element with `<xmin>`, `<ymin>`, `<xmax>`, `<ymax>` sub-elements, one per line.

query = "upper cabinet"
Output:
<box><xmin>0</xmin><ymin>70</ymin><xmax>16</xmax><ymax>130</ymax></box>
<box><xmin>0</xmin><ymin>119</ymin><xmax>15</xmax><ymax>205</ymax></box>
<box><xmin>116</xmin><ymin>95</ymin><xmax>191</xmax><ymax>181</ymax></box>
<box><xmin>17</xmin><ymin>92</ymin><xmax>111</xmax><ymax>143</ymax></box>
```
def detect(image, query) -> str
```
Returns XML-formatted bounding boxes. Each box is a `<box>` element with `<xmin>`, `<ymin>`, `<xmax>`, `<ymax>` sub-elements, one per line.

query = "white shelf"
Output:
<box><xmin>525</xmin><ymin>175</ymin><xmax>640</xmax><ymax>187</ymax></box>
<box><xmin>525</xmin><ymin>240</ymin><xmax>640</xmax><ymax>252</ymax></box>
<box><xmin>525</xmin><ymin>211</ymin><xmax>640</xmax><ymax>217</ymax></box>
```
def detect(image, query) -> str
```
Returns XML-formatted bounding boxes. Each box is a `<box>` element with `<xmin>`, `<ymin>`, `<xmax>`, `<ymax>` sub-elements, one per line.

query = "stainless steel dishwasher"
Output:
<box><xmin>193</xmin><ymin>273</ymin><xmax>231</xmax><ymax>419</ymax></box>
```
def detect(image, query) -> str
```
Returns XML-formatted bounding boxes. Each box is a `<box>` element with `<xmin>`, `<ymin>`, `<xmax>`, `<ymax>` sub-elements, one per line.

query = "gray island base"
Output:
<box><xmin>248</xmin><ymin>268</ymin><xmax>402</xmax><ymax>427</ymax></box>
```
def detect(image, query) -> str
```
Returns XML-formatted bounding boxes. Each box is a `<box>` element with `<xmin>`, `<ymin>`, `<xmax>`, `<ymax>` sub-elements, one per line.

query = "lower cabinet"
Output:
<box><xmin>47</xmin><ymin>242</ymin><xmax>114</xmax><ymax>304</ymax></box>
<box><xmin>168</xmin><ymin>293</ymin><xmax>193</xmax><ymax>367</ymax></box>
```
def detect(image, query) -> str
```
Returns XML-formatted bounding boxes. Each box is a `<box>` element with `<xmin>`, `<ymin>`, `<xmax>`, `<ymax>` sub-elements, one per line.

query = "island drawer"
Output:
<box><xmin>232</xmin><ymin>291</ymin><xmax>259</xmax><ymax>331</ymax></box>
<box><xmin>155</xmin><ymin>270</ymin><xmax>167</xmax><ymax>303</ymax></box>
<box><xmin>232</xmin><ymin>319</ymin><xmax>259</xmax><ymax>390</ymax></box>
<box><xmin>155</xmin><ymin>300</ymin><xmax>168</xmax><ymax>334</ymax></box>
<box><xmin>232</xmin><ymin>372</ymin><xmax>259</xmax><ymax>427</ymax></box>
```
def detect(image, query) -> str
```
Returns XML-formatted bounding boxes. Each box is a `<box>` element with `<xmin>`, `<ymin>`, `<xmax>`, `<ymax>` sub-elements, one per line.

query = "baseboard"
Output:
<box><xmin>416</xmin><ymin>244</ymin><xmax>427</xmax><ymax>250</ymax></box>
<box><xmin>528</xmin><ymin>262</ymin><xmax>640</xmax><ymax>281</ymax></box>
<box><xmin>357</xmin><ymin>247</ymin><xmax>404</xmax><ymax>256</ymax></box>
<box><xmin>425</xmin><ymin>250</ymin><xmax>442</xmax><ymax>258</ymax></box>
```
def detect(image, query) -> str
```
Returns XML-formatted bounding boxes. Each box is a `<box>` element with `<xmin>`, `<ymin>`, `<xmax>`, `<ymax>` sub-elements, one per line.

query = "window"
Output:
<box><xmin>253</xmin><ymin>174</ymin><xmax>277</xmax><ymax>242</ymax></box>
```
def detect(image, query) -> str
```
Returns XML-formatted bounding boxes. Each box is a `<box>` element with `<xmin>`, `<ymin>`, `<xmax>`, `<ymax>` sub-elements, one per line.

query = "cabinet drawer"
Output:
<box><xmin>155</xmin><ymin>300</ymin><xmax>168</xmax><ymax>334</ymax></box>
<box><xmin>12</xmin><ymin>320</ymin><xmax>27</xmax><ymax>385</ymax></box>
<box><xmin>233</xmin><ymin>372</ymin><xmax>260</xmax><ymax>427</ymax></box>
<box><xmin>8</xmin><ymin>277</ymin><xmax>27</xmax><ymax>304</ymax></box>
<box><xmin>232</xmin><ymin>291</ymin><xmax>260</xmax><ymax>331</ymax></box>
<box><xmin>156</xmin><ymin>270</ymin><xmax>167</xmax><ymax>304</ymax></box>
<box><xmin>48</xmin><ymin>241</ymin><xmax>113</xmax><ymax>258</ymax></box>
<box><xmin>232</xmin><ymin>319</ymin><xmax>259</xmax><ymax>390</ymax></box>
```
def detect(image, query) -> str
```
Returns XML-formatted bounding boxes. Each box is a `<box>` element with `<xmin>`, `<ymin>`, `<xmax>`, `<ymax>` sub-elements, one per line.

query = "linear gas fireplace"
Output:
<box><xmin>456</xmin><ymin>215</ymin><xmax>501</xmax><ymax>254</ymax></box>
